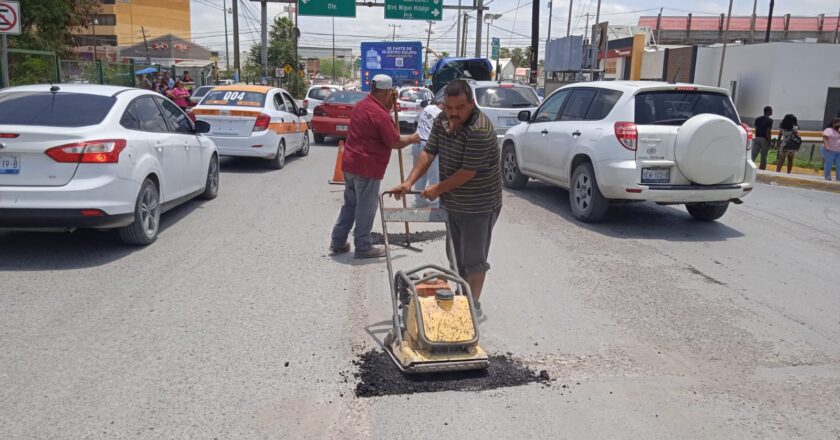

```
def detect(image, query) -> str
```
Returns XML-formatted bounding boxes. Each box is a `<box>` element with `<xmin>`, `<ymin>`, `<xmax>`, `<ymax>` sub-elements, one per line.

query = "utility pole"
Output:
<box><xmin>717</xmin><ymin>0</ymin><xmax>734</xmax><ymax>87</ymax></box>
<box><xmin>655</xmin><ymin>7</ymin><xmax>662</xmax><ymax>44</ymax></box>
<box><xmin>91</xmin><ymin>18</ymin><xmax>98</xmax><ymax>62</ymax></box>
<box><xmin>474</xmin><ymin>0</ymin><xmax>484</xmax><ymax>57</ymax></box>
<box><xmin>223</xmin><ymin>0</ymin><xmax>230</xmax><ymax>71</ymax></box>
<box><xmin>593</xmin><ymin>0</ymin><xmax>601</xmax><ymax>42</ymax></box>
<box><xmin>140</xmin><ymin>26</ymin><xmax>151</xmax><ymax>65</ymax></box>
<box><xmin>232</xmin><ymin>0</ymin><xmax>240</xmax><ymax>79</ymax></box>
<box><xmin>424</xmin><ymin>21</ymin><xmax>433</xmax><ymax>75</ymax></box>
<box><xmin>583</xmin><ymin>13</ymin><xmax>592</xmax><ymax>42</ymax></box>
<box><xmin>566</xmin><ymin>0</ymin><xmax>572</xmax><ymax>36</ymax></box>
<box><xmin>462</xmin><ymin>15</ymin><xmax>470</xmax><ymax>56</ymax></box>
<box><xmin>750</xmin><ymin>0</ymin><xmax>757</xmax><ymax>43</ymax></box>
<box><xmin>389</xmin><ymin>24</ymin><xmax>401</xmax><ymax>41</ymax></box>
<box><xmin>456</xmin><ymin>0</ymin><xmax>462</xmax><ymax>56</ymax></box>
<box><xmin>544</xmin><ymin>0</ymin><xmax>553</xmax><ymax>87</ymax></box>
<box><xmin>332</xmin><ymin>18</ymin><xmax>336</xmax><ymax>81</ymax></box>
<box><xmin>835</xmin><ymin>5</ymin><xmax>840</xmax><ymax>44</ymax></box>
<box><xmin>261</xmin><ymin>0</ymin><xmax>268</xmax><ymax>80</ymax></box>
<box><xmin>764</xmin><ymin>0</ymin><xmax>774</xmax><ymax>43</ymax></box>
<box><xmin>530</xmin><ymin>0</ymin><xmax>540</xmax><ymax>85</ymax></box>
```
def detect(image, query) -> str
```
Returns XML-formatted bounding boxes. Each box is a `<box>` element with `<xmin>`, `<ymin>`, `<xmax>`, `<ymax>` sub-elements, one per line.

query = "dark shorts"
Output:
<box><xmin>446</xmin><ymin>208</ymin><xmax>500</xmax><ymax>276</ymax></box>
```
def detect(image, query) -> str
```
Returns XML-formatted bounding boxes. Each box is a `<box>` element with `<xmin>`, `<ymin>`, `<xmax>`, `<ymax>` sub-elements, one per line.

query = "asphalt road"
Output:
<box><xmin>1</xmin><ymin>139</ymin><xmax>839</xmax><ymax>439</ymax></box>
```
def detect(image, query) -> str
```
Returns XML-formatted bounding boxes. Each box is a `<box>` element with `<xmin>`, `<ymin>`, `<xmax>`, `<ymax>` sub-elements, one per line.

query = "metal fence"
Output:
<box><xmin>6</xmin><ymin>49</ymin><xmax>59</xmax><ymax>87</ymax></box>
<box><xmin>1</xmin><ymin>49</ymin><xmax>135</xmax><ymax>88</ymax></box>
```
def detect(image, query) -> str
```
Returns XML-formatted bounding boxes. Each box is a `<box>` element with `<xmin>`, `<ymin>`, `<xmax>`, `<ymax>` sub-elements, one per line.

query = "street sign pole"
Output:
<box><xmin>261</xmin><ymin>0</ymin><xmax>268</xmax><ymax>80</ymax></box>
<box><xmin>1</xmin><ymin>34</ymin><xmax>8</xmax><ymax>88</ymax></box>
<box><xmin>0</xmin><ymin>1</ymin><xmax>22</xmax><ymax>88</ymax></box>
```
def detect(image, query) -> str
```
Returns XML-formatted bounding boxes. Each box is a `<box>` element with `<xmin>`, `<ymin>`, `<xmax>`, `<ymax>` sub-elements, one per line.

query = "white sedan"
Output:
<box><xmin>191</xmin><ymin>85</ymin><xmax>309</xmax><ymax>169</ymax></box>
<box><xmin>0</xmin><ymin>84</ymin><xmax>219</xmax><ymax>245</ymax></box>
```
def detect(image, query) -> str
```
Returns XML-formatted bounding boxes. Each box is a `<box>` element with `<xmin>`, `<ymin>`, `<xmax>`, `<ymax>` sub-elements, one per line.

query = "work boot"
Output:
<box><xmin>329</xmin><ymin>241</ymin><xmax>351</xmax><ymax>255</ymax></box>
<box><xmin>354</xmin><ymin>245</ymin><xmax>386</xmax><ymax>259</ymax></box>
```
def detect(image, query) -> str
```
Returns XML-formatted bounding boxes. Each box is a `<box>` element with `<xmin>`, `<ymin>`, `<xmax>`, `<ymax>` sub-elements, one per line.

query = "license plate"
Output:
<box><xmin>336</xmin><ymin>125</ymin><xmax>348</xmax><ymax>132</ymax></box>
<box><xmin>210</xmin><ymin>120</ymin><xmax>242</xmax><ymax>136</ymax></box>
<box><xmin>642</xmin><ymin>167</ymin><xmax>670</xmax><ymax>183</ymax></box>
<box><xmin>0</xmin><ymin>154</ymin><xmax>20</xmax><ymax>175</ymax></box>
<box><xmin>499</xmin><ymin>117</ymin><xmax>518</xmax><ymax>128</ymax></box>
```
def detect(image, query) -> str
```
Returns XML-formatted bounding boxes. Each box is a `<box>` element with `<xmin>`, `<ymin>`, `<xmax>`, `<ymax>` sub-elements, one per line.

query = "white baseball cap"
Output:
<box><xmin>371</xmin><ymin>74</ymin><xmax>393</xmax><ymax>90</ymax></box>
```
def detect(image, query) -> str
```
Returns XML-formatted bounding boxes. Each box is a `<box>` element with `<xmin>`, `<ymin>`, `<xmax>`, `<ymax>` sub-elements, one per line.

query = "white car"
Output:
<box><xmin>501</xmin><ymin>81</ymin><xmax>756</xmax><ymax>222</ymax></box>
<box><xmin>191</xmin><ymin>85</ymin><xmax>309</xmax><ymax>169</ymax></box>
<box><xmin>0</xmin><ymin>84</ymin><xmax>220</xmax><ymax>245</ymax></box>
<box><xmin>302</xmin><ymin>84</ymin><xmax>341</xmax><ymax>124</ymax></box>
<box><xmin>396</xmin><ymin>87</ymin><xmax>434</xmax><ymax>133</ymax></box>
<box><xmin>433</xmin><ymin>80</ymin><xmax>541</xmax><ymax>141</ymax></box>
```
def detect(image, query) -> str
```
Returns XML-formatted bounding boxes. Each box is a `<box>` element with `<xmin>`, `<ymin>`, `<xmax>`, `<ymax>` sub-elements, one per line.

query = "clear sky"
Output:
<box><xmin>189</xmin><ymin>0</ymin><xmax>839</xmax><ymax>58</ymax></box>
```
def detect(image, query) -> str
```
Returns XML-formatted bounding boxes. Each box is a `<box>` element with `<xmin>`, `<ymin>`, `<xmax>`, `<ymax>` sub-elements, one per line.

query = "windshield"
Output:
<box><xmin>200</xmin><ymin>90</ymin><xmax>266</xmax><ymax>107</ymax></box>
<box><xmin>192</xmin><ymin>87</ymin><xmax>213</xmax><ymax>98</ymax></box>
<box><xmin>324</xmin><ymin>91</ymin><xmax>367</xmax><ymax>104</ymax></box>
<box><xmin>635</xmin><ymin>91</ymin><xmax>739</xmax><ymax>125</ymax></box>
<box><xmin>308</xmin><ymin>87</ymin><xmax>338</xmax><ymax>100</ymax></box>
<box><xmin>474</xmin><ymin>86</ymin><xmax>540</xmax><ymax>108</ymax></box>
<box><xmin>0</xmin><ymin>92</ymin><xmax>116</xmax><ymax>127</ymax></box>
<box><xmin>399</xmin><ymin>89</ymin><xmax>433</xmax><ymax>102</ymax></box>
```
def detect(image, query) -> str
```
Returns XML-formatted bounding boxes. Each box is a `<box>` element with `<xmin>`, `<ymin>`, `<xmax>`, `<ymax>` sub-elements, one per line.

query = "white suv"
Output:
<box><xmin>501</xmin><ymin>81</ymin><xmax>756</xmax><ymax>222</ymax></box>
<box><xmin>302</xmin><ymin>84</ymin><xmax>341</xmax><ymax>124</ymax></box>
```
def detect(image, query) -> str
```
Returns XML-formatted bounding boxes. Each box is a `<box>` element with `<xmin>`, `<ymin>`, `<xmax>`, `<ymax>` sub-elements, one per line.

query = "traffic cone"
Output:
<box><xmin>329</xmin><ymin>140</ymin><xmax>345</xmax><ymax>185</ymax></box>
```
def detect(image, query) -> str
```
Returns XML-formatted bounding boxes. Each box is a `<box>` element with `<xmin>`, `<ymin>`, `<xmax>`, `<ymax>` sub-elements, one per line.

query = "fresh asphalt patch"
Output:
<box><xmin>353</xmin><ymin>350</ymin><xmax>549</xmax><ymax>397</ymax></box>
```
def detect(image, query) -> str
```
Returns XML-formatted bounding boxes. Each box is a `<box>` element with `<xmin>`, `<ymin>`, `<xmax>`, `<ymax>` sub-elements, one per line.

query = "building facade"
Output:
<box><xmin>74</xmin><ymin>0</ymin><xmax>191</xmax><ymax>48</ymax></box>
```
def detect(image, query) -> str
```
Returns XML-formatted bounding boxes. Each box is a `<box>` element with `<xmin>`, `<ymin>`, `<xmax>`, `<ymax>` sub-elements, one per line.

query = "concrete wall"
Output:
<box><xmin>692</xmin><ymin>42</ymin><xmax>840</xmax><ymax>130</ymax></box>
<box><xmin>641</xmin><ymin>50</ymin><xmax>665</xmax><ymax>80</ymax></box>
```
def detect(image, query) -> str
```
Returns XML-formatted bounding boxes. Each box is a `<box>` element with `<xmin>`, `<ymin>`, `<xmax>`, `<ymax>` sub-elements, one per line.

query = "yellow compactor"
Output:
<box><xmin>379</xmin><ymin>191</ymin><xmax>489</xmax><ymax>374</ymax></box>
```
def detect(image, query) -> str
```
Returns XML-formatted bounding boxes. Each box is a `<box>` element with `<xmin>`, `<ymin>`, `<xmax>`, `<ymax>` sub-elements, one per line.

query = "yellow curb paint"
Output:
<box><xmin>756</xmin><ymin>173</ymin><xmax>840</xmax><ymax>194</ymax></box>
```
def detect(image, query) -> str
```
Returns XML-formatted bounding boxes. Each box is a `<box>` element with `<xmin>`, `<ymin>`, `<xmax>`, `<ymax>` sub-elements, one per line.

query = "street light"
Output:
<box><xmin>90</xmin><ymin>18</ymin><xmax>100</xmax><ymax>62</ymax></box>
<box><xmin>484</xmin><ymin>14</ymin><xmax>502</xmax><ymax>79</ymax></box>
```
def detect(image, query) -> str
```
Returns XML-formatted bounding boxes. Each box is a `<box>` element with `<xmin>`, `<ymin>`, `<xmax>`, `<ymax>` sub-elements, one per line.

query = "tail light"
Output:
<box><xmin>0</xmin><ymin>133</ymin><xmax>19</xmax><ymax>138</ymax></box>
<box><xmin>739</xmin><ymin>122</ymin><xmax>753</xmax><ymax>150</ymax></box>
<box><xmin>614</xmin><ymin>122</ymin><xmax>638</xmax><ymax>151</ymax></box>
<box><xmin>313</xmin><ymin>106</ymin><xmax>328</xmax><ymax>117</ymax></box>
<box><xmin>46</xmin><ymin>139</ymin><xmax>127</xmax><ymax>163</ymax></box>
<box><xmin>252</xmin><ymin>113</ymin><xmax>271</xmax><ymax>132</ymax></box>
<box><xmin>303</xmin><ymin>99</ymin><xmax>309</xmax><ymax>108</ymax></box>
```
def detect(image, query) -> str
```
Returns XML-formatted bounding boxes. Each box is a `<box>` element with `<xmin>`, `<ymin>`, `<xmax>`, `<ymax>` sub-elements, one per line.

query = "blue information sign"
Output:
<box><xmin>360</xmin><ymin>41</ymin><xmax>423</xmax><ymax>91</ymax></box>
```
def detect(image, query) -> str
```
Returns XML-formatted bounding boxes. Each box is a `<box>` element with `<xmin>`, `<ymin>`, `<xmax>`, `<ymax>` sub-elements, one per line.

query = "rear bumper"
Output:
<box><xmin>0</xmin><ymin>208</ymin><xmax>134</xmax><ymax>228</ymax></box>
<box><xmin>0</xmin><ymin>174</ymin><xmax>139</xmax><ymax>215</ymax></box>
<box><xmin>595</xmin><ymin>159</ymin><xmax>756</xmax><ymax>202</ymax></box>
<box><xmin>207</xmin><ymin>131</ymin><xmax>280</xmax><ymax>159</ymax></box>
<box><xmin>311</xmin><ymin>117</ymin><xmax>350</xmax><ymax>137</ymax></box>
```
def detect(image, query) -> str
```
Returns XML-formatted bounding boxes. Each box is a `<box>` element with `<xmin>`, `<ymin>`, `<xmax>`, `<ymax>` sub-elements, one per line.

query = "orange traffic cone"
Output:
<box><xmin>329</xmin><ymin>140</ymin><xmax>345</xmax><ymax>185</ymax></box>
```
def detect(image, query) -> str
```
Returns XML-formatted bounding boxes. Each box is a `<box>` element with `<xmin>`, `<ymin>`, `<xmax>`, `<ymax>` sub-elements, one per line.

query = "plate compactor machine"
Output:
<box><xmin>379</xmin><ymin>191</ymin><xmax>489</xmax><ymax>374</ymax></box>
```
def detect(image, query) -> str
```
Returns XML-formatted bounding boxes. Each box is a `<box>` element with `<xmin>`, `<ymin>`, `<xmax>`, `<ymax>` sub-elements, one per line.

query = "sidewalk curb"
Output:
<box><xmin>755</xmin><ymin>172</ymin><xmax>840</xmax><ymax>194</ymax></box>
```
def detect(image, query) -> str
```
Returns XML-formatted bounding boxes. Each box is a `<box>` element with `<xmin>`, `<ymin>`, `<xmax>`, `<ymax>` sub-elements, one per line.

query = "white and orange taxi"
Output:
<box><xmin>190</xmin><ymin>85</ymin><xmax>309</xmax><ymax>169</ymax></box>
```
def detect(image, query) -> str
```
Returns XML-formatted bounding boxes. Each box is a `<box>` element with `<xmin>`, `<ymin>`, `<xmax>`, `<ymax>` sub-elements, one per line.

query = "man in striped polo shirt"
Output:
<box><xmin>390</xmin><ymin>80</ymin><xmax>502</xmax><ymax>317</ymax></box>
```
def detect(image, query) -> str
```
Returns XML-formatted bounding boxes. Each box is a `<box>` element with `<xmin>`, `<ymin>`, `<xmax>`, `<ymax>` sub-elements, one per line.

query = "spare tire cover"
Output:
<box><xmin>675</xmin><ymin>114</ymin><xmax>743</xmax><ymax>185</ymax></box>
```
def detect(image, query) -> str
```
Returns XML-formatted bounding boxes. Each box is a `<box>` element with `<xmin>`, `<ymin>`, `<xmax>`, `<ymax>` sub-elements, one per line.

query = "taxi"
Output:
<box><xmin>190</xmin><ymin>85</ymin><xmax>309</xmax><ymax>169</ymax></box>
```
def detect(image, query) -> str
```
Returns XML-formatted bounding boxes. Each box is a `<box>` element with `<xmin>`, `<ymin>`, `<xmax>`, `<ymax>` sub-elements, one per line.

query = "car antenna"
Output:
<box><xmin>669</xmin><ymin>67</ymin><xmax>681</xmax><ymax>84</ymax></box>
<box><xmin>49</xmin><ymin>83</ymin><xmax>60</xmax><ymax>93</ymax></box>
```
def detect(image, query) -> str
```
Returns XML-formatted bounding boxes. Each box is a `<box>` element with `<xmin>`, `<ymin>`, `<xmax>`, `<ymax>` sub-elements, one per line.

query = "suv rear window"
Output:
<box><xmin>635</xmin><ymin>91</ymin><xmax>739</xmax><ymax>125</ymax></box>
<box><xmin>324</xmin><ymin>91</ymin><xmax>367</xmax><ymax>104</ymax></box>
<box><xmin>201</xmin><ymin>90</ymin><xmax>265</xmax><ymax>107</ymax></box>
<box><xmin>0</xmin><ymin>92</ymin><xmax>115</xmax><ymax>127</ymax></box>
<box><xmin>475</xmin><ymin>86</ymin><xmax>540</xmax><ymax>108</ymax></box>
<box><xmin>308</xmin><ymin>87</ymin><xmax>337</xmax><ymax>100</ymax></box>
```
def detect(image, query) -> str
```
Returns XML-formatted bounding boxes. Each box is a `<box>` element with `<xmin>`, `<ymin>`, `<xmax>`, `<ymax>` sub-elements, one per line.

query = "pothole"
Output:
<box><xmin>370</xmin><ymin>230</ymin><xmax>447</xmax><ymax>246</ymax></box>
<box><xmin>353</xmin><ymin>349</ymin><xmax>547</xmax><ymax>397</ymax></box>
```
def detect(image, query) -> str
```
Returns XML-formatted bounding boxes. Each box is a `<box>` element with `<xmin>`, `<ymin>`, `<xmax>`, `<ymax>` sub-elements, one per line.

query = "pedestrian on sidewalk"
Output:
<box><xmin>752</xmin><ymin>106</ymin><xmax>773</xmax><ymax>170</ymax></box>
<box><xmin>411</xmin><ymin>100</ymin><xmax>443</xmax><ymax>208</ymax></box>
<box><xmin>776</xmin><ymin>126</ymin><xmax>801</xmax><ymax>174</ymax></box>
<box><xmin>822</xmin><ymin>117</ymin><xmax>840</xmax><ymax>181</ymax></box>
<box><xmin>390</xmin><ymin>80</ymin><xmax>503</xmax><ymax>317</ymax></box>
<box><xmin>329</xmin><ymin>74</ymin><xmax>420</xmax><ymax>259</ymax></box>
<box><xmin>167</xmin><ymin>80</ymin><xmax>191</xmax><ymax>111</ymax></box>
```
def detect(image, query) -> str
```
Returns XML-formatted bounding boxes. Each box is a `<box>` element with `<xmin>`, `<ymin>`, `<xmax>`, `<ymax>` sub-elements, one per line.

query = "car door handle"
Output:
<box><xmin>541</xmin><ymin>129</ymin><xmax>549</xmax><ymax>135</ymax></box>
<box><xmin>572</xmin><ymin>130</ymin><xmax>582</xmax><ymax>137</ymax></box>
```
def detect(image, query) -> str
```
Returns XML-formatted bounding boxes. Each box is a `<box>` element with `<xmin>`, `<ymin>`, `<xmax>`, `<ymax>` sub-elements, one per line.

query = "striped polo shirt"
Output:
<box><xmin>423</xmin><ymin>107</ymin><xmax>502</xmax><ymax>214</ymax></box>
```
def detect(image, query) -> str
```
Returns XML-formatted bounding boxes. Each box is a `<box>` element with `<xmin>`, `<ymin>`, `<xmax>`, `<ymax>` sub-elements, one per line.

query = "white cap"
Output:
<box><xmin>371</xmin><ymin>74</ymin><xmax>393</xmax><ymax>90</ymax></box>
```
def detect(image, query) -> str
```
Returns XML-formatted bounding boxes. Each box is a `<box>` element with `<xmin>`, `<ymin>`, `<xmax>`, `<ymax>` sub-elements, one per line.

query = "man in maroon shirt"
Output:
<box><xmin>330</xmin><ymin>75</ymin><xmax>419</xmax><ymax>258</ymax></box>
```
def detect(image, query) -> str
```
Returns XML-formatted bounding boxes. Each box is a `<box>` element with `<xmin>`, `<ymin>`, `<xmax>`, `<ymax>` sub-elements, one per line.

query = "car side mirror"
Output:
<box><xmin>517</xmin><ymin>110</ymin><xmax>532</xmax><ymax>122</ymax></box>
<box><xmin>420</xmin><ymin>100</ymin><xmax>429</xmax><ymax>108</ymax></box>
<box><xmin>298</xmin><ymin>108</ymin><xmax>308</xmax><ymax>117</ymax></box>
<box><xmin>194</xmin><ymin>120</ymin><xmax>211</xmax><ymax>134</ymax></box>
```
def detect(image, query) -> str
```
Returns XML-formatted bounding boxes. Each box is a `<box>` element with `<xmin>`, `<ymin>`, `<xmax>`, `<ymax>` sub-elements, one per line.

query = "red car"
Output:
<box><xmin>311</xmin><ymin>90</ymin><xmax>367</xmax><ymax>143</ymax></box>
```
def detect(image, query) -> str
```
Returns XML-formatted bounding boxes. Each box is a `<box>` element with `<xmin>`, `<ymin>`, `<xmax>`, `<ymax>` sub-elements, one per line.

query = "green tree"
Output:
<box><xmin>317</xmin><ymin>59</ymin><xmax>350</xmax><ymax>81</ymax></box>
<box><xmin>248</xmin><ymin>16</ymin><xmax>308</xmax><ymax>97</ymax></box>
<box><xmin>12</xmin><ymin>0</ymin><xmax>100</xmax><ymax>53</ymax></box>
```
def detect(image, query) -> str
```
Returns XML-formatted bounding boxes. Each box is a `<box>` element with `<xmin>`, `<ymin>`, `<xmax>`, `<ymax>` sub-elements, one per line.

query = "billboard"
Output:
<box><xmin>360</xmin><ymin>41</ymin><xmax>423</xmax><ymax>91</ymax></box>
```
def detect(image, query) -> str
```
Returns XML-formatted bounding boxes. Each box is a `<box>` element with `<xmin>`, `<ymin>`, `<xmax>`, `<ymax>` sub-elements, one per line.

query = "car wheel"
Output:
<box><xmin>686</xmin><ymin>203</ymin><xmax>729</xmax><ymax>221</ymax></box>
<box><xmin>199</xmin><ymin>154</ymin><xmax>219</xmax><ymax>200</ymax></box>
<box><xmin>569</xmin><ymin>162</ymin><xmax>609</xmax><ymax>222</ymax></box>
<box><xmin>297</xmin><ymin>132</ymin><xmax>310</xmax><ymax>157</ymax></box>
<box><xmin>118</xmin><ymin>178</ymin><xmax>160</xmax><ymax>246</ymax></box>
<box><xmin>270</xmin><ymin>140</ymin><xmax>286</xmax><ymax>170</ymax></box>
<box><xmin>313</xmin><ymin>133</ymin><xmax>325</xmax><ymax>144</ymax></box>
<box><xmin>502</xmin><ymin>144</ymin><xmax>528</xmax><ymax>189</ymax></box>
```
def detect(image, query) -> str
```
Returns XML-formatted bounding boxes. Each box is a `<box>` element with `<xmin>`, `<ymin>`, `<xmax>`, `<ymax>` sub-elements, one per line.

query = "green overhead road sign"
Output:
<box><xmin>385</xmin><ymin>0</ymin><xmax>442</xmax><ymax>21</ymax></box>
<box><xmin>298</xmin><ymin>0</ymin><xmax>356</xmax><ymax>17</ymax></box>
